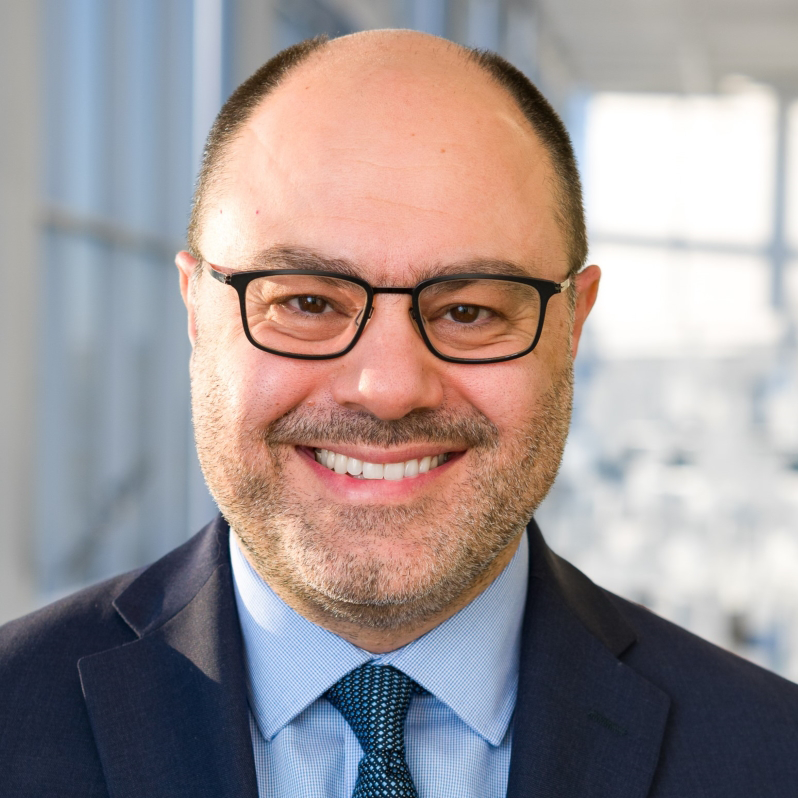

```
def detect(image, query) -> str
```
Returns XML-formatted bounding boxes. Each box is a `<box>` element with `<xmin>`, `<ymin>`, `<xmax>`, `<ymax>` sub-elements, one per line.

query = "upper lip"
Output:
<box><xmin>300</xmin><ymin>444</ymin><xmax>462</xmax><ymax>463</ymax></box>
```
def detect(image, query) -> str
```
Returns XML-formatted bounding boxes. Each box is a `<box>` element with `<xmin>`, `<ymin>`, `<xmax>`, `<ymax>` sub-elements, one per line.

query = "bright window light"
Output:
<box><xmin>585</xmin><ymin>86</ymin><xmax>777</xmax><ymax>246</ymax></box>
<box><xmin>787</xmin><ymin>101</ymin><xmax>798</xmax><ymax>249</ymax></box>
<box><xmin>589</xmin><ymin>245</ymin><xmax>780</xmax><ymax>358</ymax></box>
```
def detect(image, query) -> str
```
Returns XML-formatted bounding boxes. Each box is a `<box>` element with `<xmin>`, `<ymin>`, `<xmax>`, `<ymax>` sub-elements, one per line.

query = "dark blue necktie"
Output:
<box><xmin>325</xmin><ymin>663</ymin><xmax>424</xmax><ymax>798</ymax></box>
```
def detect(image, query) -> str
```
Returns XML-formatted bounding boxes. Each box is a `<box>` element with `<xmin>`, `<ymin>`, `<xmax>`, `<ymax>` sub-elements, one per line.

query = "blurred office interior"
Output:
<box><xmin>1</xmin><ymin>0</ymin><xmax>797</xmax><ymax>679</ymax></box>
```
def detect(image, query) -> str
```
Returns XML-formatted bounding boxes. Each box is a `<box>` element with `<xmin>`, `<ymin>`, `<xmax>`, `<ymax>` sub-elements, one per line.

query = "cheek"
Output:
<box><xmin>446</xmin><ymin>294</ymin><xmax>574</xmax><ymax>431</ymax></box>
<box><xmin>217</xmin><ymin>348</ymin><xmax>325</xmax><ymax>428</ymax></box>
<box><xmin>193</xmin><ymin>293</ymin><xmax>322</xmax><ymax>427</ymax></box>
<box><xmin>451</xmin><ymin>358</ymin><xmax>546</xmax><ymax>436</ymax></box>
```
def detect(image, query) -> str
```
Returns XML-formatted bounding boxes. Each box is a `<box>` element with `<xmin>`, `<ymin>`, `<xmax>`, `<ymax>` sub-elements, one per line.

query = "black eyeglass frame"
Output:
<box><xmin>206</xmin><ymin>262</ymin><xmax>571</xmax><ymax>364</ymax></box>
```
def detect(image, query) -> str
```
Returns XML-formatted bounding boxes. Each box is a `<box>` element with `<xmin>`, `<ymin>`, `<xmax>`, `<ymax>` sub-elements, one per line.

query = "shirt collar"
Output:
<box><xmin>231</xmin><ymin>530</ymin><xmax>528</xmax><ymax>747</ymax></box>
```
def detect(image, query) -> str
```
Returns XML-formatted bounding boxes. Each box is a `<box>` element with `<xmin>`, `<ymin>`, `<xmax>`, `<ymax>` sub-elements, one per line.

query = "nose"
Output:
<box><xmin>329</xmin><ymin>295</ymin><xmax>445</xmax><ymax>420</ymax></box>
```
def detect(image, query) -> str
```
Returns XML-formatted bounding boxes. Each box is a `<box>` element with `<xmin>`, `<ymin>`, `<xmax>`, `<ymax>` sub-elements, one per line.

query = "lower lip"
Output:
<box><xmin>296</xmin><ymin>446</ymin><xmax>462</xmax><ymax>500</ymax></box>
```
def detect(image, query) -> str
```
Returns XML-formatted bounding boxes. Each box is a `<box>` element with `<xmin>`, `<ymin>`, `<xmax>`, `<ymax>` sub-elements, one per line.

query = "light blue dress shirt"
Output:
<box><xmin>230</xmin><ymin>530</ymin><xmax>528</xmax><ymax>798</ymax></box>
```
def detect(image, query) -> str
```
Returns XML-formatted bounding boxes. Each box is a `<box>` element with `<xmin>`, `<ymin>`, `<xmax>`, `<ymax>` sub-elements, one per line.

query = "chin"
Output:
<box><xmin>298</xmin><ymin>545</ymin><xmax>441</xmax><ymax>606</ymax></box>
<box><xmin>270</xmin><ymin>519</ymin><xmax>495</xmax><ymax>631</ymax></box>
<box><xmin>296</xmin><ymin>562</ymin><xmax>473</xmax><ymax>631</ymax></box>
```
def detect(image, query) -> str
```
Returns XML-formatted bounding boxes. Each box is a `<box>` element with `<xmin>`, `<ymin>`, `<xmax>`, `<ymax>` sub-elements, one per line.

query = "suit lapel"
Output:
<box><xmin>506</xmin><ymin>522</ymin><xmax>670</xmax><ymax>798</ymax></box>
<box><xmin>78</xmin><ymin>518</ymin><xmax>258</xmax><ymax>798</ymax></box>
<box><xmin>76</xmin><ymin>515</ymin><xmax>668</xmax><ymax>798</ymax></box>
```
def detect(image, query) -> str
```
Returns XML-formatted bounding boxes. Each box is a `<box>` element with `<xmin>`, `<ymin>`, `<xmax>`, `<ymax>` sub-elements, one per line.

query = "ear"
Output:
<box><xmin>175</xmin><ymin>250</ymin><xmax>199</xmax><ymax>347</ymax></box>
<box><xmin>571</xmin><ymin>264</ymin><xmax>601</xmax><ymax>358</ymax></box>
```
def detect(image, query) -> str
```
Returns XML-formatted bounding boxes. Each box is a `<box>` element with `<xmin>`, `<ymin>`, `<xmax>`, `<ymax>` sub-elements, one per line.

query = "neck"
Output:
<box><xmin>235</xmin><ymin>531</ymin><xmax>522</xmax><ymax>654</ymax></box>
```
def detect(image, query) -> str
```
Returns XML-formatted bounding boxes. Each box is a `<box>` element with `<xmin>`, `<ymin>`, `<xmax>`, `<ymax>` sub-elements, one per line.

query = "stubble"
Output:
<box><xmin>191</xmin><ymin>339</ymin><xmax>573</xmax><ymax>632</ymax></box>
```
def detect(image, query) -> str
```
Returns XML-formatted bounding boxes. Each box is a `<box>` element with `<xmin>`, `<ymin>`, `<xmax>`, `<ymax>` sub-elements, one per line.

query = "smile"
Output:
<box><xmin>314</xmin><ymin>448</ymin><xmax>452</xmax><ymax>480</ymax></box>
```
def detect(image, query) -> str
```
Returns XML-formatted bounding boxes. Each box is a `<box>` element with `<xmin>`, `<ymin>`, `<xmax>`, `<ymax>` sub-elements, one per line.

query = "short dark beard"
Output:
<box><xmin>192</xmin><ymin>340</ymin><xmax>573</xmax><ymax>632</ymax></box>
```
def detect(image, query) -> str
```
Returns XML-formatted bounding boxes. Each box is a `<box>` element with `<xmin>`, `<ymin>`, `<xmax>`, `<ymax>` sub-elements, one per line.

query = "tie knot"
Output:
<box><xmin>325</xmin><ymin>664</ymin><xmax>423</xmax><ymax>755</ymax></box>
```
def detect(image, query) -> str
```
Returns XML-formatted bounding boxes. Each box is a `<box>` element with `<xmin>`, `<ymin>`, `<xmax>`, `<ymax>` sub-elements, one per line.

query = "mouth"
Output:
<box><xmin>312</xmin><ymin>447</ymin><xmax>453</xmax><ymax>480</ymax></box>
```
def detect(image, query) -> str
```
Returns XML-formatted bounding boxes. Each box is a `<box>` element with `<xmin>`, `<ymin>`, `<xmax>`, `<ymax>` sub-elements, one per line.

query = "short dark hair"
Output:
<box><xmin>187</xmin><ymin>35</ymin><xmax>587</xmax><ymax>279</ymax></box>
<box><xmin>467</xmin><ymin>49</ymin><xmax>587</xmax><ymax>278</ymax></box>
<box><xmin>187</xmin><ymin>35</ymin><xmax>329</xmax><ymax>257</ymax></box>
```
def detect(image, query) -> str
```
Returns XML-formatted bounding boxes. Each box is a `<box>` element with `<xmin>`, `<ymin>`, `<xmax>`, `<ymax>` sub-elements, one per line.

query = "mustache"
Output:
<box><xmin>265</xmin><ymin>405</ymin><xmax>500</xmax><ymax>450</ymax></box>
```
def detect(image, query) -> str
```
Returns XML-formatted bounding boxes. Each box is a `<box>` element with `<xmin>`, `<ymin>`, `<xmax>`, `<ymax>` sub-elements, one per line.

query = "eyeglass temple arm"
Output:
<box><xmin>206</xmin><ymin>263</ymin><xmax>232</xmax><ymax>284</ymax></box>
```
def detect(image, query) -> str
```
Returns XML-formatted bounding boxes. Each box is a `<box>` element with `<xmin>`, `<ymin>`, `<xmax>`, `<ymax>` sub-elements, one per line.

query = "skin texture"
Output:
<box><xmin>177</xmin><ymin>30</ymin><xmax>600</xmax><ymax>653</ymax></box>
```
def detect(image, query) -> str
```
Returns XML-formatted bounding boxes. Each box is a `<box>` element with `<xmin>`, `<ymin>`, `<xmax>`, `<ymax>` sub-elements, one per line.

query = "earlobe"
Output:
<box><xmin>175</xmin><ymin>250</ymin><xmax>199</xmax><ymax>347</ymax></box>
<box><xmin>571</xmin><ymin>264</ymin><xmax>601</xmax><ymax>358</ymax></box>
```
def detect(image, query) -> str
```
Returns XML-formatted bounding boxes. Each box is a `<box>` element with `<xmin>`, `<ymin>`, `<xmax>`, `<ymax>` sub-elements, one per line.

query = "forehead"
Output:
<box><xmin>200</xmin><ymin>38</ymin><xmax>568</xmax><ymax>282</ymax></box>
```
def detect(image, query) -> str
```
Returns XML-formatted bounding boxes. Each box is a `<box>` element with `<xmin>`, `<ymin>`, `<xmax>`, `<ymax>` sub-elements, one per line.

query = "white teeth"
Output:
<box><xmin>346</xmin><ymin>457</ymin><xmax>363</xmax><ymax>476</ymax></box>
<box><xmin>384</xmin><ymin>462</ymin><xmax>404</xmax><ymax>481</ymax></box>
<box><xmin>314</xmin><ymin>449</ymin><xmax>449</xmax><ymax>480</ymax></box>
<box><xmin>363</xmin><ymin>462</ymin><xmax>384</xmax><ymax>479</ymax></box>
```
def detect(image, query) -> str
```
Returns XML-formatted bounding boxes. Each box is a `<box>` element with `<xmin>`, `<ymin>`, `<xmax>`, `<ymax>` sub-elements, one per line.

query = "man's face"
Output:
<box><xmin>179</xmin><ymin>36</ymin><xmax>599</xmax><ymax>630</ymax></box>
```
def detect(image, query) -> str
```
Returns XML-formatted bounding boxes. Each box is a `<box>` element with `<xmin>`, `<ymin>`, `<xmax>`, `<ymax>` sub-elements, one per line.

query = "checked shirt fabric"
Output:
<box><xmin>325</xmin><ymin>664</ymin><xmax>425</xmax><ymax>798</ymax></box>
<box><xmin>231</xmin><ymin>530</ymin><xmax>529</xmax><ymax>797</ymax></box>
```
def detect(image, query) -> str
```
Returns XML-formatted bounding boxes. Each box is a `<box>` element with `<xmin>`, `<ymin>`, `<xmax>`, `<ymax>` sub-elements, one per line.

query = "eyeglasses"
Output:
<box><xmin>206</xmin><ymin>262</ymin><xmax>571</xmax><ymax>364</ymax></box>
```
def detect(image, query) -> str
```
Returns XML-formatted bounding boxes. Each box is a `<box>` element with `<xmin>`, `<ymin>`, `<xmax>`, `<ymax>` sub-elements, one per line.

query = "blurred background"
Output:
<box><xmin>1</xmin><ymin>0</ymin><xmax>797</xmax><ymax>679</ymax></box>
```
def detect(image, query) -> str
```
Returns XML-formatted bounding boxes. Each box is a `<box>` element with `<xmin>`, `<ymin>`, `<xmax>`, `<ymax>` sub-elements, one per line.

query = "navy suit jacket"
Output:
<box><xmin>1</xmin><ymin>515</ymin><xmax>797</xmax><ymax>797</ymax></box>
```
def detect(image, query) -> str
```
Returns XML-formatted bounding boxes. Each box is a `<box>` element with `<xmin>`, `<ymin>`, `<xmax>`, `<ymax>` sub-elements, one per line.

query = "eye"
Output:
<box><xmin>444</xmin><ymin>304</ymin><xmax>491</xmax><ymax>324</ymax></box>
<box><xmin>287</xmin><ymin>295</ymin><xmax>331</xmax><ymax>314</ymax></box>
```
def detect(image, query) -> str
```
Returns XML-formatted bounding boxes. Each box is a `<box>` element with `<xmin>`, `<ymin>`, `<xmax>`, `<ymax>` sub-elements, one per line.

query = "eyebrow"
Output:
<box><xmin>236</xmin><ymin>245</ymin><xmax>560</xmax><ymax>284</ymax></box>
<box><xmin>242</xmin><ymin>246</ymin><xmax>362</xmax><ymax>278</ymax></box>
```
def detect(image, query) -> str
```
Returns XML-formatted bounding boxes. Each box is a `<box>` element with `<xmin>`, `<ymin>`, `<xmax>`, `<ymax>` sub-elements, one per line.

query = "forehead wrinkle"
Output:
<box><xmin>340</xmin><ymin>157</ymin><xmax>461</xmax><ymax>173</ymax></box>
<box><xmin>237</xmin><ymin>246</ymin><xmax>362</xmax><ymax>278</ymax></box>
<box><xmin>339</xmin><ymin>196</ymin><xmax>462</xmax><ymax>218</ymax></box>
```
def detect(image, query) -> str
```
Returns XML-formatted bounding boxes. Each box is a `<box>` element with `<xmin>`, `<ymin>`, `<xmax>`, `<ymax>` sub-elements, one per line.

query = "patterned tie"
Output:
<box><xmin>325</xmin><ymin>663</ymin><xmax>424</xmax><ymax>798</ymax></box>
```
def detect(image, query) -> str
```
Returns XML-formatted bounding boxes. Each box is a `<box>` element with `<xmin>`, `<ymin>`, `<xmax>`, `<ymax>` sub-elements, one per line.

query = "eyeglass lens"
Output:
<box><xmin>243</xmin><ymin>274</ymin><xmax>542</xmax><ymax>359</ymax></box>
<box><xmin>417</xmin><ymin>278</ymin><xmax>542</xmax><ymax>360</ymax></box>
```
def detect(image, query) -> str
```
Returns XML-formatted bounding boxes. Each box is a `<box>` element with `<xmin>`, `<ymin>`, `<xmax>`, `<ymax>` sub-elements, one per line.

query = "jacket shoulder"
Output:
<box><xmin>609</xmin><ymin>589</ymin><xmax>798</xmax><ymax>705</ymax></box>
<box><xmin>0</xmin><ymin>569</ymin><xmax>140</xmax><ymax>665</ymax></box>
<box><xmin>606</xmin><ymin>591</ymin><xmax>798</xmax><ymax>793</ymax></box>
<box><xmin>0</xmin><ymin>571</ymin><xmax>141</xmax><ymax>797</ymax></box>
<box><xmin>537</xmin><ymin>532</ymin><xmax>798</xmax><ymax>720</ymax></box>
<box><xmin>532</xmin><ymin>525</ymin><xmax>798</xmax><ymax>795</ymax></box>
<box><xmin>0</xmin><ymin>517</ymin><xmax>228</xmax><ymax>796</ymax></box>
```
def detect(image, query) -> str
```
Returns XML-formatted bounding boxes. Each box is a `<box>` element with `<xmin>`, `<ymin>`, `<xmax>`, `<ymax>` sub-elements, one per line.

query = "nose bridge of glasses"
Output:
<box><xmin>363</xmin><ymin>286</ymin><xmax>417</xmax><ymax>327</ymax></box>
<box><xmin>372</xmin><ymin>286</ymin><xmax>414</xmax><ymax>295</ymax></box>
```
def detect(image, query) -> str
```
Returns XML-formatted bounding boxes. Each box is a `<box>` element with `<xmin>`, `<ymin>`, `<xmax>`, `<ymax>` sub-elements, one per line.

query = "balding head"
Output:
<box><xmin>177</xmin><ymin>29</ymin><xmax>602</xmax><ymax>647</ymax></box>
<box><xmin>187</xmin><ymin>30</ymin><xmax>586</xmax><ymax>278</ymax></box>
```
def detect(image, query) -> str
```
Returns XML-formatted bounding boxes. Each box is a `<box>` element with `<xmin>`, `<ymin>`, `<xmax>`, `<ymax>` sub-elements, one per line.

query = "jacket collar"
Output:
<box><xmin>506</xmin><ymin>519</ymin><xmax>670</xmax><ymax>798</ymax></box>
<box><xmin>78</xmin><ymin>516</ymin><xmax>259</xmax><ymax>798</ymax></box>
<box><xmin>78</xmin><ymin>515</ymin><xmax>669</xmax><ymax>798</ymax></box>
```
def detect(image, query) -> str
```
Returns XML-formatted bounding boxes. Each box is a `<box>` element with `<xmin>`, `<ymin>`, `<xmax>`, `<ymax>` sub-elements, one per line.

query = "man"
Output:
<box><xmin>1</xmin><ymin>29</ymin><xmax>797</xmax><ymax>798</ymax></box>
